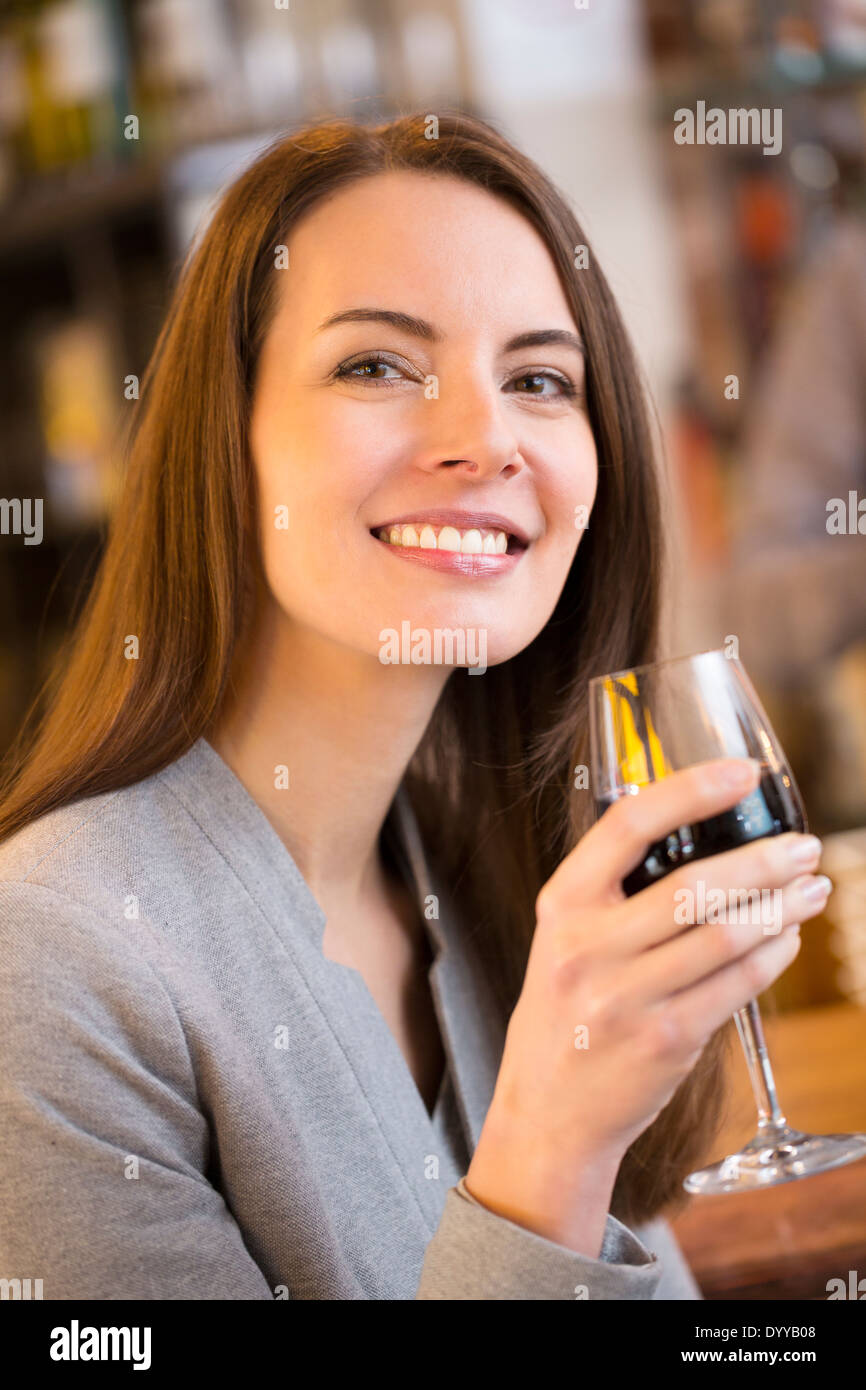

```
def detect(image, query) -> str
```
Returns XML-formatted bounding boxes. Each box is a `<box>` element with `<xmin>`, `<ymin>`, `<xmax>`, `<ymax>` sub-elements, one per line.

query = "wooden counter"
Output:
<box><xmin>667</xmin><ymin>1001</ymin><xmax>866</xmax><ymax>1299</ymax></box>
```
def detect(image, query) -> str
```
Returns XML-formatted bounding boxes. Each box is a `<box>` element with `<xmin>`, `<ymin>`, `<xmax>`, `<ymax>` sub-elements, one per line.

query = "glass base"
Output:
<box><xmin>684</xmin><ymin>1124</ymin><xmax>866</xmax><ymax>1195</ymax></box>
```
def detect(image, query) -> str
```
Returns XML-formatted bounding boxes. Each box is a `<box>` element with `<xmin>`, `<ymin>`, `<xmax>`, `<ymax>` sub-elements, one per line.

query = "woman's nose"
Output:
<box><xmin>413</xmin><ymin>377</ymin><xmax>525</xmax><ymax>482</ymax></box>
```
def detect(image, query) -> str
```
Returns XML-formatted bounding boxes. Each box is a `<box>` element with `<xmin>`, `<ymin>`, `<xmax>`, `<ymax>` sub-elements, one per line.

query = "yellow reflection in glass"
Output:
<box><xmin>608</xmin><ymin>675</ymin><xmax>671</xmax><ymax>786</ymax></box>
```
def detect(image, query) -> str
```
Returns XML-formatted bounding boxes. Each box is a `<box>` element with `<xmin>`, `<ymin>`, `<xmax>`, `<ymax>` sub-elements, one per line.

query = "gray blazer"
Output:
<box><xmin>0</xmin><ymin>737</ymin><xmax>701</xmax><ymax>1299</ymax></box>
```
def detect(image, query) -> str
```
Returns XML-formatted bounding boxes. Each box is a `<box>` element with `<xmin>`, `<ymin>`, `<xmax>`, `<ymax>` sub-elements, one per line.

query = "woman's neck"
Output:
<box><xmin>208</xmin><ymin>603</ymin><xmax>449</xmax><ymax>916</ymax></box>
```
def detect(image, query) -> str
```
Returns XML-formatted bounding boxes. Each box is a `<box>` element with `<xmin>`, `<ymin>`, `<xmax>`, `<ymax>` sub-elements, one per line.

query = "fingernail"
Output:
<box><xmin>717</xmin><ymin>759</ymin><xmax>760</xmax><ymax>789</ymax></box>
<box><xmin>798</xmin><ymin>874</ymin><xmax>832</xmax><ymax>902</ymax></box>
<box><xmin>787</xmin><ymin>835</ymin><xmax>822</xmax><ymax>867</ymax></box>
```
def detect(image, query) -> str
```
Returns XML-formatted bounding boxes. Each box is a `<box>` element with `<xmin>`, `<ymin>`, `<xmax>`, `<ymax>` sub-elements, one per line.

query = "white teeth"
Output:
<box><xmin>376</xmin><ymin>522</ymin><xmax>514</xmax><ymax>552</ymax></box>
<box><xmin>437</xmin><ymin>526</ymin><xmax>462</xmax><ymax>552</ymax></box>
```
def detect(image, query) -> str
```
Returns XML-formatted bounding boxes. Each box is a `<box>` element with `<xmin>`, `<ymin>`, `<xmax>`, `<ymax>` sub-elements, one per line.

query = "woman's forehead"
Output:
<box><xmin>276</xmin><ymin>171</ymin><xmax>578</xmax><ymax>335</ymax></box>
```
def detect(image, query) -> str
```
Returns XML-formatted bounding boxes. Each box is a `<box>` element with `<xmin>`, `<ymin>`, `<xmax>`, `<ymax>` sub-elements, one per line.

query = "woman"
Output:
<box><xmin>0</xmin><ymin>112</ymin><xmax>823</xmax><ymax>1300</ymax></box>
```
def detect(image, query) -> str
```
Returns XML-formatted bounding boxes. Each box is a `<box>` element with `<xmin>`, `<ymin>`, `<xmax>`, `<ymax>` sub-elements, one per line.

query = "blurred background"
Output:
<box><xmin>2</xmin><ymin>0</ymin><xmax>866</xmax><ymax>1013</ymax></box>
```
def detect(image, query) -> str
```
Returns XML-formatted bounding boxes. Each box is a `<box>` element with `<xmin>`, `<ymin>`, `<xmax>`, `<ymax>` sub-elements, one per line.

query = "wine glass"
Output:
<box><xmin>589</xmin><ymin>648</ymin><xmax>866</xmax><ymax>1194</ymax></box>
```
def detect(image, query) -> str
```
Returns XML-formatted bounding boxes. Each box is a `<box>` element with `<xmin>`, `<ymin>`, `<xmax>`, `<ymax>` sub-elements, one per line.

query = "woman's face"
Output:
<box><xmin>249</xmin><ymin>170</ymin><xmax>597</xmax><ymax>671</ymax></box>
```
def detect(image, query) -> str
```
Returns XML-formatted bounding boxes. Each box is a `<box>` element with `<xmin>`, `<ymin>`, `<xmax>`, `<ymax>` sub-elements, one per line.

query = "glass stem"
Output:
<box><xmin>733</xmin><ymin>998</ymin><xmax>788</xmax><ymax>1131</ymax></box>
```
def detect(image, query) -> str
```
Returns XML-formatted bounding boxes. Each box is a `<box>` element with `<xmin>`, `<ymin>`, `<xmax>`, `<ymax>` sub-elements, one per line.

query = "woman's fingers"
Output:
<box><xmin>615</xmin><ymin>830</ymin><xmax>823</xmax><ymax>953</ymax></box>
<box><xmin>655</xmin><ymin>930</ymin><xmax>804</xmax><ymax>1058</ymax></box>
<box><xmin>626</xmin><ymin>871</ymin><xmax>830</xmax><ymax>1005</ymax></box>
<box><xmin>550</xmin><ymin>758</ymin><xmax>762</xmax><ymax>906</ymax></box>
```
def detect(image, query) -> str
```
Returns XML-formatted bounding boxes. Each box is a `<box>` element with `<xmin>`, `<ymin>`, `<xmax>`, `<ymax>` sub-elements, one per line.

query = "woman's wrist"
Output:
<box><xmin>464</xmin><ymin>1112</ymin><xmax>623</xmax><ymax>1259</ymax></box>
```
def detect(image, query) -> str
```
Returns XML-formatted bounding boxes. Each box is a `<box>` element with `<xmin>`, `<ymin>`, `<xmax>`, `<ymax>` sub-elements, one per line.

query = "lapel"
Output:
<box><xmin>160</xmin><ymin>738</ymin><xmax>505</xmax><ymax>1234</ymax></box>
<box><xmin>390</xmin><ymin>784</ymin><xmax>507</xmax><ymax>1154</ymax></box>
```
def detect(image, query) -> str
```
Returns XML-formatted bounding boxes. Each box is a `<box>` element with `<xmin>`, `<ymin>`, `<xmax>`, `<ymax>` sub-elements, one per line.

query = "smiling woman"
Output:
<box><xmin>243</xmin><ymin>167</ymin><xmax>596</xmax><ymax>677</ymax></box>
<box><xmin>0</xmin><ymin>111</ymin><xmax>738</xmax><ymax>1301</ymax></box>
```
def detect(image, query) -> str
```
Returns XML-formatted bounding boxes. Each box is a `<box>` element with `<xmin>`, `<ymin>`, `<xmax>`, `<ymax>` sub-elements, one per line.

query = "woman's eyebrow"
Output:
<box><xmin>315</xmin><ymin>308</ymin><xmax>584</xmax><ymax>356</ymax></box>
<box><xmin>315</xmin><ymin>308</ymin><xmax>439</xmax><ymax>340</ymax></box>
<box><xmin>505</xmin><ymin>328</ymin><xmax>584</xmax><ymax>357</ymax></box>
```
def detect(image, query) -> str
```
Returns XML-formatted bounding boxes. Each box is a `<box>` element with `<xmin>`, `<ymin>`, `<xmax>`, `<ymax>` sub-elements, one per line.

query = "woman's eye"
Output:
<box><xmin>334</xmin><ymin>356</ymin><xmax>409</xmax><ymax>382</ymax></box>
<box><xmin>332</xmin><ymin>357</ymin><xmax>579</xmax><ymax>400</ymax></box>
<box><xmin>509</xmin><ymin>371</ymin><xmax>575</xmax><ymax>399</ymax></box>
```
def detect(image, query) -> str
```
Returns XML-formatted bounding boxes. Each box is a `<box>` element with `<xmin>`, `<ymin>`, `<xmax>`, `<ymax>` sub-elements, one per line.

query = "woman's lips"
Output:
<box><xmin>372</xmin><ymin>512</ymin><xmax>531</xmax><ymax>549</ymax></box>
<box><xmin>370</xmin><ymin>518</ymin><xmax>527</xmax><ymax>575</ymax></box>
<box><xmin>374</xmin><ymin>537</ymin><xmax>524</xmax><ymax>575</ymax></box>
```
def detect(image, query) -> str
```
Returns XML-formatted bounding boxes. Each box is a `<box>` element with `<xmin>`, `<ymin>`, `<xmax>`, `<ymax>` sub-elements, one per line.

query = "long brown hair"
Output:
<box><xmin>0</xmin><ymin>111</ymin><xmax>730</xmax><ymax>1227</ymax></box>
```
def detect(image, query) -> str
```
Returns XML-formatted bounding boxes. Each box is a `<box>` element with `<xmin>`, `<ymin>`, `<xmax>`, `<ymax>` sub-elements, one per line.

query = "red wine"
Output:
<box><xmin>597</xmin><ymin>769</ymin><xmax>806</xmax><ymax>897</ymax></box>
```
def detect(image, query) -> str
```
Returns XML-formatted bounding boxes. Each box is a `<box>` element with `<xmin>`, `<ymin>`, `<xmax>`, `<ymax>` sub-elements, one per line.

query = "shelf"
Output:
<box><xmin>651</xmin><ymin>50</ymin><xmax>866</xmax><ymax>116</ymax></box>
<box><xmin>0</xmin><ymin>159</ymin><xmax>166</xmax><ymax>260</ymax></box>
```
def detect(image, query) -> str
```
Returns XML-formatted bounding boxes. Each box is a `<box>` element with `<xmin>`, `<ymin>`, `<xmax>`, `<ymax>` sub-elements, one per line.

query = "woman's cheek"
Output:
<box><xmin>316</xmin><ymin>396</ymin><xmax>412</xmax><ymax>484</ymax></box>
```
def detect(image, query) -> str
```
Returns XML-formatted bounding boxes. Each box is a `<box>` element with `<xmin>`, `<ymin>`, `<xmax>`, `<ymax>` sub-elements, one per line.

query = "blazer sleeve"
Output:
<box><xmin>415</xmin><ymin>1177</ymin><xmax>663</xmax><ymax>1300</ymax></box>
<box><xmin>0</xmin><ymin>882</ymin><xmax>274</xmax><ymax>1301</ymax></box>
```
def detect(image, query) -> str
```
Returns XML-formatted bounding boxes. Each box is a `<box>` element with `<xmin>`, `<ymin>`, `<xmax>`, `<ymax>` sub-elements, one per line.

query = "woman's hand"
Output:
<box><xmin>464</xmin><ymin>757</ymin><xmax>828</xmax><ymax>1255</ymax></box>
